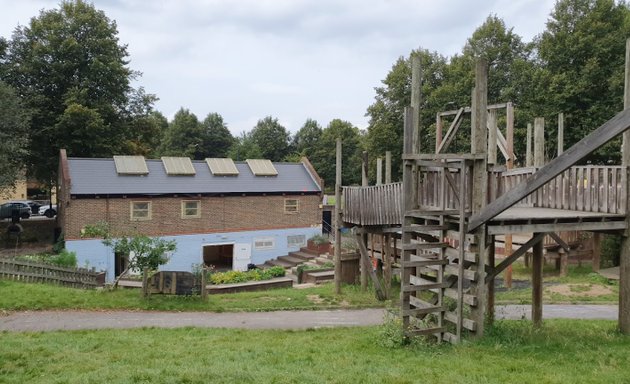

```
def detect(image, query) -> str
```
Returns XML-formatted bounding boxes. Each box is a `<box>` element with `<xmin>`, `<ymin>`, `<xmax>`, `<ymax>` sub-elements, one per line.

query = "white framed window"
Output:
<box><xmin>181</xmin><ymin>200</ymin><xmax>201</xmax><ymax>218</ymax></box>
<box><xmin>287</xmin><ymin>234</ymin><xmax>306</xmax><ymax>248</ymax></box>
<box><xmin>284</xmin><ymin>199</ymin><xmax>299</xmax><ymax>214</ymax></box>
<box><xmin>130</xmin><ymin>201</ymin><xmax>151</xmax><ymax>221</ymax></box>
<box><xmin>254</xmin><ymin>237</ymin><xmax>275</xmax><ymax>250</ymax></box>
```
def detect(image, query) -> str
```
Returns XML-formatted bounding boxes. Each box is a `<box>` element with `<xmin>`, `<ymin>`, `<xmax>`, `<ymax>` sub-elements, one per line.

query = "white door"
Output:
<box><xmin>233</xmin><ymin>243</ymin><xmax>251</xmax><ymax>271</ymax></box>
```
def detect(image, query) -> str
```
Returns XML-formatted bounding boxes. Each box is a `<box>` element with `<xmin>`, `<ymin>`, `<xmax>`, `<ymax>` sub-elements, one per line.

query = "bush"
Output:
<box><xmin>601</xmin><ymin>234</ymin><xmax>621</xmax><ymax>268</ymax></box>
<box><xmin>309</xmin><ymin>234</ymin><xmax>329</xmax><ymax>245</ymax></box>
<box><xmin>50</xmin><ymin>249</ymin><xmax>77</xmax><ymax>268</ymax></box>
<box><xmin>209</xmin><ymin>266</ymin><xmax>285</xmax><ymax>285</ymax></box>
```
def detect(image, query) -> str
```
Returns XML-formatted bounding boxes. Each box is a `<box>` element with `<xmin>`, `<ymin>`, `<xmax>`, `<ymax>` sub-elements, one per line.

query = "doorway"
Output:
<box><xmin>114</xmin><ymin>252</ymin><xmax>127</xmax><ymax>277</ymax></box>
<box><xmin>203</xmin><ymin>244</ymin><xmax>234</xmax><ymax>271</ymax></box>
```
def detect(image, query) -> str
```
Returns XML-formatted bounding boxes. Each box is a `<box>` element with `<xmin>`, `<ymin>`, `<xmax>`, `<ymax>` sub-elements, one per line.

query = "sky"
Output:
<box><xmin>0</xmin><ymin>0</ymin><xmax>556</xmax><ymax>135</ymax></box>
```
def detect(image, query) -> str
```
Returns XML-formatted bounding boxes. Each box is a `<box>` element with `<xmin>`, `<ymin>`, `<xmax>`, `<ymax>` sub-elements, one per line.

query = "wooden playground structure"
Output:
<box><xmin>334</xmin><ymin>41</ymin><xmax>630</xmax><ymax>343</ymax></box>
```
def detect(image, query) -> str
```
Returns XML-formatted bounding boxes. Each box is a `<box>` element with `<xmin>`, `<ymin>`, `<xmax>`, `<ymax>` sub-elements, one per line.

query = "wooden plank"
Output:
<box><xmin>334</xmin><ymin>138</ymin><xmax>342</xmax><ymax>294</ymax></box>
<box><xmin>437</xmin><ymin>108</ymin><xmax>464</xmax><ymax>153</ymax></box>
<box><xmin>532</xmin><ymin>235</ymin><xmax>544</xmax><ymax>327</ymax></box>
<box><xmin>468</xmin><ymin>107</ymin><xmax>630</xmax><ymax>231</ymax></box>
<box><xmin>444</xmin><ymin>312</ymin><xmax>477</xmax><ymax>331</ymax></box>
<box><xmin>548</xmin><ymin>232</ymin><xmax>570</xmax><ymax>252</ymax></box>
<box><xmin>444</xmin><ymin>288</ymin><xmax>477</xmax><ymax>306</ymax></box>
<box><xmin>488</xmin><ymin>220</ymin><xmax>626</xmax><ymax>235</ymax></box>
<box><xmin>356</xmin><ymin>232</ymin><xmax>386</xmax><ymax>300</ymax></box>
<box><xmin>485</xmin><ymin>232</ymin><xmax>546</xmax><ymax>283</ymax></box>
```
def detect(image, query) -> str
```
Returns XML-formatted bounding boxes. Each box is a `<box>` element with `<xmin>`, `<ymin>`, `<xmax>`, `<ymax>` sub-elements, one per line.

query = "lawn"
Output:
<box><xmin>495</xmin><ymin>263</ymin><xmax>619</xmax><ymax>304</ymax></box>
<box><xmin>1</xmin><ymin>320</ymin><xmax>628</xmax><ymax>383</ymax></box>
<box><xmin>0</xmin><ymin>280</ymin><xmax>393</xmax><ymax>312</ymax></box>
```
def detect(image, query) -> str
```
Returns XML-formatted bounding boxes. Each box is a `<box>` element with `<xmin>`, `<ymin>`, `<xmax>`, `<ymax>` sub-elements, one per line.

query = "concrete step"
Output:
<box><xmin>278</xmin><ymin>255</ymin><xmax>305</xmax><ymax>266</ymax></box>
<box><xmin>314</xmin><ymin>256</ymin><xmax>334</xmax><ymax>266</ymax></box>
<box><xmin>299</xmin><ymin>247</ymin><xmax>320</xmax><ymax>256</ymax></box>
<box><xmin>267</xmin><ymin>259</ymin><xmax>294</xmax><ymax>268</ymax></box>
<box><xmin>289</xmin><ymin>251</ymin><xmax>318</xmax><ymax>261</ymax></box>
<box><xmin>303</xmin><ymin>270</ymin><xmax>335</xmax><ymax>284</ymax></box>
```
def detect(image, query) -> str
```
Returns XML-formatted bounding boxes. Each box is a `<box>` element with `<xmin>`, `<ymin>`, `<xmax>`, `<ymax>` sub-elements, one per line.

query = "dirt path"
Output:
<box><xmin>0</xmin><ymin>304</ymin><xmax>618</xmax><ymax>332</ymax></box>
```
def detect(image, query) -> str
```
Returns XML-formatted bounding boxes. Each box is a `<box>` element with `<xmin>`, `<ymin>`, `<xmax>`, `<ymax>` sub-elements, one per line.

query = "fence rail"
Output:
<box><xmin>342</xmin><ymin>183</ymin><xmax>403</xmax><ymax>226</ymax></box>
<box><xmin>0</xmin><ymin>258</ymin><xmax>102</xmax><ymax>288</ymax></box>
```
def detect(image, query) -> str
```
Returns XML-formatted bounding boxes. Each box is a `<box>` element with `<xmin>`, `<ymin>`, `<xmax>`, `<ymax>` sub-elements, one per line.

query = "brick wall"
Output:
<box><xmin>63</xmin><ymin>194</ymin><xmax>321</xmax><ymax>239</ymax></box>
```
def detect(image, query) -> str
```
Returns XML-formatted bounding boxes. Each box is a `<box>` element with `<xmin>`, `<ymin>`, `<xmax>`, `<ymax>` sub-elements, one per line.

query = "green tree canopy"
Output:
<box><xmin>1</xmin><ymin>0</ymin><xmax>151</xmax><ymax>185</ymax></box>
<box><xmin>0</xmin><ymin>81</ymin><xmax>30</xmax><ymax>191</ymax></box>
<box><xmin>159</xmin><ymin>108</ymin><xmax>205</xmax><ymax>159</ymax></box>
<box><xmin>249</xmin><ymin>116</ymin><xmax>290</xmax><ymax>161</ymax></box>
<box><xmin>228</xmin><ymin>131</ymin><xmax>263</xmax><ymax>161</ymax></box>
<box><xmin>311</xmin><ymin>119</ymin><xmax>363</xmax><ymax>187</ymax></box>
<box><xmin>200</xmin><ymin>113</ymin><xmax>234</xmax><ymax>158</ymax></box>
<box><xmin>292</xmin><ymin>118</ymin><xmax>323</xmax><ymax>158</ymax></box>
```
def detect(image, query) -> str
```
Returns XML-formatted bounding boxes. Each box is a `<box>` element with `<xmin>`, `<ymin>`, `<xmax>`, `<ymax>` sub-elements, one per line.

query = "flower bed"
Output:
<box><xmin>209</xmin><ymin>266</ymin><xmax>285</xmax><ymax>285</ymax></box>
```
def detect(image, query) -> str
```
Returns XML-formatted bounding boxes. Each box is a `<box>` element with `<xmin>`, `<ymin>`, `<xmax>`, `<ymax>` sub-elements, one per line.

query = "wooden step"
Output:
<box><xmin>402</xmin><ymin>242</ymin><xmax>449</xmax><ymax>251</ymax></box>
<box><xmin>314</xmin><ymin>256</ymin><xmax>333</xmax><ymax>266</ymax></box>
<box><xmin>299</xmin><ymin>247</ymin><xmax>321</xmax><ymax>256</ymax></box>
<box><xmin>402</xmin><ymin>255</ymin><xmax>447</xmax><ymax>268</ymax></box>
<box><xmin>303</xmin><ymin>270</ymin><xmax>335</xmax><ymax>284</ymax></box>
<box><xmin>444</xmin><ymin>265</ymin><xmax>477</xmax><ymax>281</ymax></box>
<box><xmin>267</xmin><ymin>259</ymin><xmax>294</xmax><ymax>268</ymax></box>
<box><xmin>444</xmin><ymin>311</ymin><xmax>477</xmax><ymax>331</ymax></box>
<box><xmin>443</xmin><ymin>288</ymin><xmax>478</xmax><ymax>306</ymax></box>
<box><xmin>405</xmin><ymin>326</ymin><xmax>447</xmax><ymax>336</ymax></box>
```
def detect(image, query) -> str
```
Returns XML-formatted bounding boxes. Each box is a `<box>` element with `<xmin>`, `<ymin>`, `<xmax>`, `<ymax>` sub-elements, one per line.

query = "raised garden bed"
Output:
<box><xmin>206</xmin><ymin>277</ymin><xmax>293</xmax><ymax>294</ymax></box>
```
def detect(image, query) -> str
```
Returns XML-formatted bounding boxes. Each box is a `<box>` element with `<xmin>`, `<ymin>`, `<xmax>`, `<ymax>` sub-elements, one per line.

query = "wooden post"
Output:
<box><xmin>334</xmin><ymin>138</ymin><xmax>343</xmax><ymax>295</ymax></box>
<box><xmin>200</xmin><ymin>266</ymin><xmax>207</xmax><ymax>300</ymax></box>
<box><xmin>385</xmin><ymin>151</ymin><xmax>392</xmax><ymax>184</ymax></box>
<box><xmin>383</xmin><ymin>233</ymin><xmax>391</xmax><ymax>299</ymax></box>
<box><xmin>360</xmin><ymin>151</ymin><xmax>369</xmax><ymax>291</ymax></box>
<box><xmin>526</xmin><ymin>123</ymin><xmax>533</xmax><ymax>167</ymax></box>
<box><xmin>401</xmin><ymin>107</ymin><xmax>416</xmax><ymax>330</ymax></box>
<box><xmin>487</xmin><ymin>109</ymin><xmax>498</xmax><ymax>165</ymax></box>
<box><xmin>620</xmin><ymin>37</ymin><xmax>630</xmax><ymax>334</ymax></box>
<box><xmin>411</xmin><ymin>54</ymin><xmax>422</xmax><ymax>153</ymax></box>
<box><xmin>592</xmin><ymin>232</ymin><xmax>601</xmax><ymax>272</ymax></box>
<box><xmin>559</xmin><ymin>248</ymin><xmax>568</xmax><ymax>277</ymax></box>
<box><xmin>505</xmin><ymin>102</ymin><xmax>515</xmax><ymax>288</ymax></box>
<box><xmin>487</xmin><ymin>236</ymin><xmax>495</xmax><ymax>325</ymax></box>
<box><xmin>142</xmin><ymin>267</ymin><xmax>149</xmax><ymax>298</ymax></box>
<box><xmin>534</xmin><ymin>117</ymin><xmax>545</xmax><ymax>167</ymax></box>
<box><xmin>558</xmin><ymin>113</ymin><xmax>564</xmax><ymax>156</ymax></box>
<box><xmin>470</xmin><ymin>58</ymin><xmax>488</xmax><ymax>338</ymax></box>
<box><xmin>532</xmin><ymin>235</ymin><xmax>544</xmax><ymax>327</ymax></box>
<box><xmin>435</xmin><ymin>113</ymin><xmax>443</xmax><ymax>153</ymax></box>
<box><xmin>376</xmin><ymin>157</ymin><xmax>383</xmax><ymax>185</ymax></box>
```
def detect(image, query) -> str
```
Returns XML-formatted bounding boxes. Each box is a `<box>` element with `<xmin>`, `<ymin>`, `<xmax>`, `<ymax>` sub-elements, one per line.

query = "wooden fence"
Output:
<box><xmin>342</xmin><ymin>183</ymin><xmax>403</xmax><ymax>226</ymax></box>
<box><xmin>0</xmin><ymin>258</ymin><xmax>102</xmax><ymax>288</ymax></box>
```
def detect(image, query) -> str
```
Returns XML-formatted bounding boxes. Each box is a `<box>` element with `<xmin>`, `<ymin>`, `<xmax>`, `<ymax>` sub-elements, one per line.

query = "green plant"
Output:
<box><xmin>341</xmin><ymin>239</ymin><xmax>357</xmax><ymax>251</ymax></box>
<box><xmin>52</xmin><ymin>234</ymin><xmax>65</xmax><ymax>254</ymax></box>
<box><xmin>308</xmin><ymin>234</ymin><xmax>329</xmax><ymax>245</ymax></box>
<box><xmin>601</xmin><ymin>234</ymin><xmax>621</xmax><ymax>268</ymax></box>
<box><xmin>209</xmin><ymin>267</ymin><xmax>285</xmax><ymax>285</ymax></box>
<box><xmin>81</xmin><ymin>221</ymin><xmax>111</xmax><ymax>239</ymax></box>
<box><xmin>50</xmin><ymin>249</ymin><xmax>77</xmax><ymax>268</ymax></box>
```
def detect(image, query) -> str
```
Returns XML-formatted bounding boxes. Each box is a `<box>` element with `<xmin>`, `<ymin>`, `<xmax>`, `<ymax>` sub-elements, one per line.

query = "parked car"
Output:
<box><xmin>0</xmin><ymin>202</ymin><xmax>31</xmax><ymax>219</ymax></box>
<box><xmin>39</xmin><ymin>204</ymin><xmax>58</xmax><ymax>218</ymax></box>
<box><xmin>7</xmin><ymin>200</ymin><xmax>41</xmax><ymax>215</ymax></box>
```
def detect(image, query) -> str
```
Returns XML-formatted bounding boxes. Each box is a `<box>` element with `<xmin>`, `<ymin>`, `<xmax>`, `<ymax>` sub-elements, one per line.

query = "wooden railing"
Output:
<box><xmin>0</xmin><ymin>258</ymin><xmax>103</xmax><ymax>288</ymax></box>
<box><xmin>342</xmin><ymin>165</ymin><xmax>627</xmax><ymax>226</ymax></box>
<box><xmin>342</xmin><ymin>183</ymin><xmax>403</xmax><ymax>226</ymax></box>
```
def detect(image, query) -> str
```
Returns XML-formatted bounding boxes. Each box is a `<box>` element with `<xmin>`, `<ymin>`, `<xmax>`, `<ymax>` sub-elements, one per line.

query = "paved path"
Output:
<box><xmin>0</xmin><ymin>305</ymin><xmax>618</xmax><ymax>332</ymax></box>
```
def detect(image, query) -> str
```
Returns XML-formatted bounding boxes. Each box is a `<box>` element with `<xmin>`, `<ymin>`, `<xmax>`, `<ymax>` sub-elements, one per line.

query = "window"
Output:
<box><xmin>284</xmin><ymin>199</ymin><xmax>299</xmax><ymax>214</ymax></box>
<box><xmin>181</xmin><ymin>200</ymin><xmax>201</xmax><ymax>218</ymax></box>
<box><xmin>254</xmin><ymin>237</ymin><xmax>275</xmax><ymax>250</ymax></box>
<box><xmin>130</xmin><ymin>201</ymin><xmax>151</xmax><ymax>220</ymax></box>
<box><xmin>287</xmin><ymin>235</ymin><xmax>306</xmax><ymax>248</ymax></box>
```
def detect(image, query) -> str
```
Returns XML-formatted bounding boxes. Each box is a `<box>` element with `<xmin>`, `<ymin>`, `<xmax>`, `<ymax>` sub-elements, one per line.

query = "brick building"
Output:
<box><xmin>58</xmin><ymin>150</ymin><xmax>323</xmax><ymax>282</ymax></box>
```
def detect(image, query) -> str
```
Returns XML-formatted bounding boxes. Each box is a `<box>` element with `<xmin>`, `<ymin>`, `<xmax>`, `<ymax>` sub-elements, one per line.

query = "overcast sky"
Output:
<box><xmin>1</xmin><ymin>0</ymin><xmax>556</xmax><ymax>135</ymax></box>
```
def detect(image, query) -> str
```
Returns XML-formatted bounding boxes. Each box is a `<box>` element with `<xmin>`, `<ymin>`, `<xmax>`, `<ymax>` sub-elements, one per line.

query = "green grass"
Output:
<box><xmin>495</xmin><ymin>263</ymin><xmax>619</xmax><ymax>304</ymax></box>
<box><xmin>1</xmin><ymin>320</ymin><xmax>629</xmax><ymax>383</ymax></box>
<box><xmin>0</xmin><ymin>280</ymin><xmax>393</xmax><ymax>312</ymax></box>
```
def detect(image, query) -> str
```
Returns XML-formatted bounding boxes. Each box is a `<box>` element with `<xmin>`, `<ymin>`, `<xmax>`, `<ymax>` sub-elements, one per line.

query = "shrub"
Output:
<box><xmin>209</xmin><ymin>266</ymin><xmax>285</xmax><ymax>285</ymax></box>
<box><xmin>601</xmin><ymin>234</ymin><xmax>621</xmax><ymax>268</ymax></box>
<box><xmin>50</xmin><ymin>249</ymin><xmax>77</xmax><ymax>268</ymax></box>
<box><xmin>309</xmin><ymin>234</ymin><xmax>329</xmax><ymax>245</ymax></box>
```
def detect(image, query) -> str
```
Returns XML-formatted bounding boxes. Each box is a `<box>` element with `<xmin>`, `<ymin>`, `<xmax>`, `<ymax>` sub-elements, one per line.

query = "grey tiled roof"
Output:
<box><xmin>67</xmin><ymin>158</ymin><xmax>321</xmax><ymax>195</ymax></box>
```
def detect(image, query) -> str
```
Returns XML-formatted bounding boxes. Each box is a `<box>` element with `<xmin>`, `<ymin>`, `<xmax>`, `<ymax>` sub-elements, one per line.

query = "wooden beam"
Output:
<box><xmin>376</xmin><ymin>157</ymin><xmax>383</xmax><ymax>185</ymax></box>
<box><xmin>488</xmin><ymin>109</ymin><xmax>498</xmax><ymax>164</ymax></box>
<box><xmin>620</xmin><ymin>37</ymin><xmax>630</xmax><ymax>335</ymax></box>
<box><xmin>435</xmin><ymin>113</ymin><xmax>443</xmax><ymax>153</ymax></box>
<box><xmin>355</xmin><ymin>232</ymin><xmax>387</xmax><ymax>300</ymax></box>
<box><xmin>558</xmin><ymin>112</ymin><xmax>564</xmax><ymax>156</ymax></box>
<box><xmin>534</xmin><ymin>117</ymin><xmax>545</xmax><ymax>167</ymax></box>
<box><xmin>593</xmin><ymin>232</ymin><xmax>601</xmax><ymax>272</ymax></box>
<box><xmin>361</xmin><ymin>151</ymin><xmax>368</xmax><ymax>290</ymax></box>
<box><xmin>411</xmin><ymin>54</ymin><xmax>422</xmax><ymax>153</ymax></box>
<box><xmin>468</xmin><ymin>107</ymin><xmax>630</xmax><ymax>231</ymax></box>
<box><xmin>437</xmin><ymin>108</ymin><xmax>464</xmax><ymax>154</ymax></box>
<box><xmin>487</xmin><ymin>220</ymin><xmax>627</xmax><ymax>235</ymax></box>
<box><xmin>487</xmin><ymin>236</ymin><xmax>495</xmax><ymax>325</ymax></box>
<box><xmin>385</xmin><ymin>151</ymin><xmax>392</xmax><ymax>184</ymax></box>
<box><xmin>334</xmin><ymin>138</ymin><xmax>342</xmax><ymax>294</ymax></box>
<box><xmin>532</xmin><ymin>234</ymin><xmax>544</xmax><ymax>327</ymax></box>
<box><xmin>548</xmin><ymin>232</ymin><xmax>570</xmax><ymax>253</ymax></box>
<box><xmin>526</xmin><ymin>123</ymin><xmax>533</xmax><ymax>167</ymax></box>
<box><xmin>401</xmin><ymin>107</ymin><xmax>415</xmax><ymax>330</ymax></box>
<box><xmin>486</xmin><ymin>232</ymin><xmax>546</xmax><ymax>283</ymax></box>
<box><xmin>506</xmin><ymin>101</ymin><xmax>515</xmax><ymax>168</ymax></box>
<box><xmin>438</xmin><ymin>102</ymin><xmax>509</xmax><ymax>117</ymax></box>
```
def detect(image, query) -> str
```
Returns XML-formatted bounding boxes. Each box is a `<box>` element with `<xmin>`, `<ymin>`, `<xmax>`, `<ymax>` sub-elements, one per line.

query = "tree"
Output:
<box><xmin>1</xmin><ymin>0</ymin><xmax>147</xmax><ymax>186</ymax></box>
<box><xmin>292</xmin><ymin>118</ymin><xmax>323</xmax><ymax>158</ymax></box>
<box><xmin>535</xmin><ymin>0</ymin><xmax>630</xmax><ymax>163</ymax></box>
<box><xmin>0</xmin><ymin>81</ymin><xmax>30</xmax><ymax>191</ymax></box>
<box><xmin>103</xmin><ymin>235</ymin><xmax>176</xmax><ymax>292</ymax></box>
<box><xmin>311</xmin><ymin>119</ymin><xmax>363</xmax><ymax>187</ymax></box>
<box><xmin>228</xmin><ymin>131</ymin><xmax>263</xmax><ymax>161</ymax></box>
<box><xmin>250</xmin><ymin>116</ymin><xmax>290</xmax><ymax>161</ymax></box>
<box><xmin>124</xmin><ymin>111</ymin><xmax>168</xmax><ymax>157</ymax></box>
<box><xmin>200</xmin><ymin>113</ymin><xmax>234</xmax><ymax>158</ymax></box>
<box><xmin>159</xmin><ymin>108</ymin><xmax>205</xmax><ymax>159</ymax></box>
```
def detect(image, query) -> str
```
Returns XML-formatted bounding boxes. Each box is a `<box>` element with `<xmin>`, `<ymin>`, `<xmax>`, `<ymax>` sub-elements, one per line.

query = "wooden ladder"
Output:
<box><xmin>401</xmin><ymin>158</ymin><xmax>478</xmax><ymax>343</ymax></box>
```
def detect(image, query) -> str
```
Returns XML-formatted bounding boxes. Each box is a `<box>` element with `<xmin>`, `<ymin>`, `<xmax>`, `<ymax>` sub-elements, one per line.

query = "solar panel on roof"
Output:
<box><xmin>206</xmin><ymin>158</ymin><xmax>239</xmax><ymax>176</ymax></box>
<box><xmin>113</xmin><ymin>155</ymin><xmax>149</xmax><ymax>175</ymax></box>
<box><xmin>246</xmin><ymin>159</ymin><xmax>278</xmax><ymax>176</ymax></box>
<box><xmin>162</xmin><ymin>157</ymin><xmax>196</xmax><ymax>175</ymax></box>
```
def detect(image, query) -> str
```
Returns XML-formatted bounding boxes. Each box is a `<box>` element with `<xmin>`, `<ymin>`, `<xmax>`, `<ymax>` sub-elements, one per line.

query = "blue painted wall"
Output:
<box><xmin>66</xmin><ymin>226</ymin><xmax>321</xmax><ymax>282</ymax></box>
